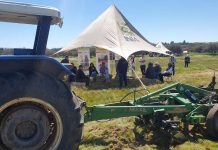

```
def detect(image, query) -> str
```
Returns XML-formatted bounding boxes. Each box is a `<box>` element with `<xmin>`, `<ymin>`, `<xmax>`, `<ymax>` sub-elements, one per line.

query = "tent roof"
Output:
<box><xmin>57</xmin><ymin>5</ymin><xmax>162</xmax><ymax>59</ymax></box>
<box><xmin>156</xmin><ymin>42</ymin><xmax>171</xmax><ymax>55</ymax></box>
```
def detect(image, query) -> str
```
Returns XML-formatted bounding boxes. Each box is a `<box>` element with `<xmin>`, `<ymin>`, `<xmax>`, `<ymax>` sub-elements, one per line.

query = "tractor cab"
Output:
<box><xmin>0</xmin><ymin>1</ymin><xmax>62</xmax><ymax>55</ymax></box>
<box><xmin>0</xmin><ymin>1</ymin><xmax>72</xmax><ymax>80</ymax></box>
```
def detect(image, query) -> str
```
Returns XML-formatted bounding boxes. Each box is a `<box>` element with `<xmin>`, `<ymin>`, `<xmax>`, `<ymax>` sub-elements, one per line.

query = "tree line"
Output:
<box><xmin>163</xmin><ymin>41</ymin><xmax>218</xmax><ymax>55</ymax></box>
<box><xmin>1</xmin><ymin>41</ymin><xmax>218</xmax><ymax>56</ymax></box>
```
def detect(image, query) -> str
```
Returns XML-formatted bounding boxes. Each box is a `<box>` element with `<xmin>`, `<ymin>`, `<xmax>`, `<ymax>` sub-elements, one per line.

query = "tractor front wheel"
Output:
<box><xmin>0</xmin><ymin>72</ymin><xmax>84</xmax><ymax>150</ymax></box>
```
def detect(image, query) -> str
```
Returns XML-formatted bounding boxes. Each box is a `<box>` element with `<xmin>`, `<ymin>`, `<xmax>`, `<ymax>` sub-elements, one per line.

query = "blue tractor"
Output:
<box><xmin>0</xmin><ymin>1</ymin><xmax>83</xmax><ymax>149</ymax></box>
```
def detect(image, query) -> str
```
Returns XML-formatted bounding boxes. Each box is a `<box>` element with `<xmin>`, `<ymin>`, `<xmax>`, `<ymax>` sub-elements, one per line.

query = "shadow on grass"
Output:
<box><xmin>87</xmin><ymin>77</ymin><xmax>161</xmax><ymax>90</ymax></box>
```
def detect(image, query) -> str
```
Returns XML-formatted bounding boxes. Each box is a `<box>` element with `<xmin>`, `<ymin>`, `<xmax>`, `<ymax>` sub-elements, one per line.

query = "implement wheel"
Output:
<box><xmin>206</xmin><ymin>105</ymin><xmax>218</xmax><ymax>140</ymax></box>
<box><xmin>0</xmin><ymin>72</ymin><xmax>84</xmax><ymax>150</ymax></box>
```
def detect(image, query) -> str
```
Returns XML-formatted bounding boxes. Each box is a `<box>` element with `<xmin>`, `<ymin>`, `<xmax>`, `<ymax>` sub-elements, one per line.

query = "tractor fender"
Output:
<box><xmin>0</xmin><ymin>55</ymin><xmax>72</xmax><ymax>80</ymax></box>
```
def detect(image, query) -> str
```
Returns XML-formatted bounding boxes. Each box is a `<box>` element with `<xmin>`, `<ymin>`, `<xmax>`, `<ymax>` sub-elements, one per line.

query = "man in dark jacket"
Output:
<box><xmin>61</xmin><ymin>56</ymin><xmax>69</xmax><ymax>63</ymax></box>
<box><xmin>116</xmin><ymin>57</ymin><xmax>128</xmax><ymax>88</ymax></box>
<box><xmin>184</xmin><ymin>54</ymin><xmax>190</xmax><ymax>68</ymax></box>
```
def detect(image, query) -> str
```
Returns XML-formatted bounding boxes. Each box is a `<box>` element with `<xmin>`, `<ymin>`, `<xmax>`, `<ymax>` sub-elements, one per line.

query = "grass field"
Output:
<box><xmin>58</xmin><ymin>53</ymin><xmax>218</xmax><ymax>150</ymax></box>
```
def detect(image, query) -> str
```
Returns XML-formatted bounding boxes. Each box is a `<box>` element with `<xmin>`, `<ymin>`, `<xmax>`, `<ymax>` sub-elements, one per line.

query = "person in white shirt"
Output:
<box><xmin>139</xmin><ymin>54</ymin><xmax>146</xmax><ymax>75</ymax></box>
<box><xmin>169</xmin><ymin>55</ymin><xmax>176</xmax><ymax>75</ymax></box>
<box><xmin>159</xmin><ymin>63</ymin><xmax>173</xmax><ymax>82</ymax></box>
<box><xmin>130</xmin><ymin>55</ymin><xmax>135</xmax><ymax>78</ymax></box>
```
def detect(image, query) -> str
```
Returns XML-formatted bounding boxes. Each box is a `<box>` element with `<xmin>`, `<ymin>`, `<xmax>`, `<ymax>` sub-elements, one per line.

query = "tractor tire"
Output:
<box><xmin>0</xmin><ymin>72</ymin><xmax>84</xmax><ymax>150</ymax></box>
<box><xmin>206</xmin><ymin>104</ymin><xmax>218</xmax><ymax>140</ymax></box>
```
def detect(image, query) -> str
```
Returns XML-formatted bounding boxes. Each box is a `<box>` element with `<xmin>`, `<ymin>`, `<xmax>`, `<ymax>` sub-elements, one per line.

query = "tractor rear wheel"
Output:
<box><xmin>206</xmin><ymin>105</ymin><xmax>218</xmax><ymax>140</ymax></box>
<box><xmin>0</xmin><ymin>72</ymin><xmax>84</xmax><ymax>150</ymax></box>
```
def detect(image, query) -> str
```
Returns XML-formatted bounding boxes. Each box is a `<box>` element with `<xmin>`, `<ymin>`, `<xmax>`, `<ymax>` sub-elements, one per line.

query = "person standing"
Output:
<box><xmin>169</xmin><ymin>55</ymin><xmax>176</xmax><ymax>75</ymax></box>
<box><xmin>130</xmin><ymin>55</ymin><xmax>135</xmax><ymax>78</ymax></box>
<box><xmin>184</xmin><ymin>54</ymin><xmax>190</xmax><ymax>68</ymax></box>
<box><xmin>139</xmin><ymin>54</ymin><xmax>146</xmax><ymax>76</ymax></box>
<box><xmin>117</xmin><ymin>57</ymin><xmax>128</xmax><ymax>88</ymax></box>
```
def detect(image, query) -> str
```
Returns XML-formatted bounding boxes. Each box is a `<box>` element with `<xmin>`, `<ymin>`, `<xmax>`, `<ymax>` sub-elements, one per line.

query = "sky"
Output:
<box><xmin>1</xmin><ymin>0</ymin><xmax>218</xmax><ymax>48</ymax></box>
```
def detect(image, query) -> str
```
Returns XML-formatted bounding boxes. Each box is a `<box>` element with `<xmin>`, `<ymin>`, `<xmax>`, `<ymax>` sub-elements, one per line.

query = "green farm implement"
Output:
<box><xmin>84</xmin><ymin>81</ymin><xmax>218</xmax><ymax>139</ymax></box>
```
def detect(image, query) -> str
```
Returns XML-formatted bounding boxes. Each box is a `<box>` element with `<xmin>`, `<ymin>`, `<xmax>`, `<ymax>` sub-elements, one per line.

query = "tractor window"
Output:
<box><xmin>0</xmin><ymin>22</ymin><xmax>36</xmax><ymax>55</ymax></box>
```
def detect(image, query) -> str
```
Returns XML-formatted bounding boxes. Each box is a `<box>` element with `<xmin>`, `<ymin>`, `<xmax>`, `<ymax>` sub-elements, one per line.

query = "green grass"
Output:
<box><xmin>57</xmin><ymin>53</ymin><xmax>218</xmax><ymax>150</ymax></box>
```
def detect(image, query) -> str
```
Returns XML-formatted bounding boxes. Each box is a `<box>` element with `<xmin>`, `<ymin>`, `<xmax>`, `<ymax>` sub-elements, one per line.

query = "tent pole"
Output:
<box><xmin>129</xmin><ymin>63</ymin><xmax>150</xmax><ymax>94</ymax></box>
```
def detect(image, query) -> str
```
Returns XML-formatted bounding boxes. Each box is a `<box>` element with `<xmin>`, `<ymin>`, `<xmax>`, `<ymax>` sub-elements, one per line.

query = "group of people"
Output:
<box><xmin>128</xmin><ymin>54</ymin><xmax>176</xmax><ymax>83</ymax></box>
<box><xmin>142</xmin><ymin>61</ymin><xmax>173</xmax><ymax>83</ymax></box>
<box><xmin>144</xmin><ymin>62</ymin><xmax>162</xmax><ymax>79</ymax></box>
<box><xmin>61</xmin><ymin>56</ymin><xmax>110</xmax><ymax>86</ymax></box>
<box><xmin>61</xmin><ymin>53</ymin><xmax>191</xmax><ymax>87</ymax></box>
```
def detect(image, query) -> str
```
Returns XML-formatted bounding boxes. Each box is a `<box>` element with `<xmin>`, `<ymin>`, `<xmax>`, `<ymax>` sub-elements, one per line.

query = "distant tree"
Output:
<box><xmin>208</xmin><ymin>43</ymin><xmax>218</xmax><ymax>53</ymax></box>
<box><xmin>182</xmin><ymin>40</ymin><xmax>186</xmax><ymax>45</ymax></box>
<box><xmin>194</xmin><ymin>46</ymin><xmax>203</xmax><ymax>53</ymax></box>
<box><xmin>168</xmin><ymin>44</ymin><xmax>182</xmax><ymax>55</ymax></box>
<box><xmin>170</xmin><ymin>41</ymin><xmax>174</xmax><ymax>44</ymax></box>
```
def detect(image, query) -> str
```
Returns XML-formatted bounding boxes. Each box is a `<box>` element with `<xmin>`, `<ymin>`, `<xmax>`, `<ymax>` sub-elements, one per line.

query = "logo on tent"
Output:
<box><xmin>118</xmin><ymin>23</ymin><xmax>139</xmax><ymax>42</ymax></box>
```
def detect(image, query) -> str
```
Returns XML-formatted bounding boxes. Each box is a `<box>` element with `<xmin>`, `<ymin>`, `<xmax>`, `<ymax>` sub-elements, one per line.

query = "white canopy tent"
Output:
<box><xmin>156</xmin><ymin>42</ymin><xmax>171</xmax><ymax>55</ymax></box>
<box><xmin>56</xmin><ymin>5</ymin><xmax>163</xmax><ymax>59</ymax></box>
